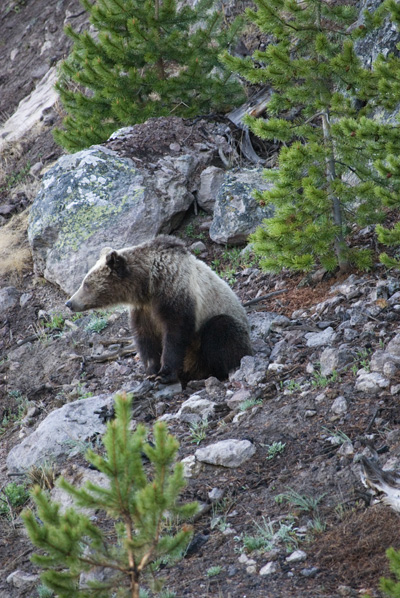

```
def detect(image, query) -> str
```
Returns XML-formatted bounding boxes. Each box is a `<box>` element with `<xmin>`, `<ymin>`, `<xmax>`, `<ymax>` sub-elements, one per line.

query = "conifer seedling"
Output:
<box><xmin>221</xmin><ymin>0</ymin><xmax>400</xmax><ymax>272</ymax></box>
<box><xmin>22</xmin><ymin>392</ymin><xmax>198</xmax><ymax>598</ymax></box>
<box><xmin>54</xmin><ymin>0</ymin><xmax>244</xmax><ymax>151</ymax></box>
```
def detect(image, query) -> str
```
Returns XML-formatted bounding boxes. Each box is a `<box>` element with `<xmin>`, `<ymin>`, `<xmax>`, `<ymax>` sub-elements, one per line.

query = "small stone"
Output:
<box><xmin>300</xmin><ymin>567</ymin><xmax>319</xmax><ymax>577</ymax></box>
<box><xmin>305</xmin><ymin>410</ymin><xmax>317</xmax><ymax>418</ymax></box>
<box><xmin>195</xmin><ymin>439</ymin><xmax>256</xmax><ymax>468</ymax></box>
<box><xmin>190</xmin><ymin>241</ymin><xmax>207</xmax><ymax>254</ymax></box>
<box><xmin>0</xmin><ymin>287</ymin><xmax>20</xmax><ymax>313</ymax></box>
<box><xmin>6</xmin><ymin>570</ymin><xmax>38</xmax><ymax>589</ymax></box>
<box><xmin>305</xmin><ymin>327</ymin><xmax>336</xmax><ymax>348</ymax></box>
<box><xmin>355</xmin><ymin>372</ymin><xmax>390</xmax><ymax>394</ymax></box>
<box><xmin>331</xmin><ymin>396</ymin><xmax>348</xmax><ymax>416</ymax></box>
<box><xmin>259</xmin><ymin>561</ymin><xmax>278</xmax><ymax>576</ymax></box>
<box><xmin>286</xmin><ymin>549</ymin><xmax>307</xmax><ymax>563</ymax></box>
<box><xmin>181</xmin><ymin>455</ymin><xmax>201</xmax><ymax>479</ymax></box>
<box><xmin>208</xmin><ymin>487</ymin><xmax>224</xmax><ymax>502</ymax></box>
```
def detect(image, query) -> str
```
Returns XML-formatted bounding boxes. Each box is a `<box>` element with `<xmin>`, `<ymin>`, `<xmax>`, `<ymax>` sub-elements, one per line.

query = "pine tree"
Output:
<box><xmin>221</xmin><ymin>0</ymin><xmax>400</xmax><ymax>273</ymax></box>
<box><xmin>378</xmin><ymin>546</ymin><xmax>400</xmax><ymax>597</ymax></box>
<box><xmin>54</xmin><ymin>0</ymin><xmax>244</xmax><ymax>152</ymax></box>
<box><xmin>22</xmin><ymin>392</ymin><xmax>198</xmax><ymax>598</ymax></box>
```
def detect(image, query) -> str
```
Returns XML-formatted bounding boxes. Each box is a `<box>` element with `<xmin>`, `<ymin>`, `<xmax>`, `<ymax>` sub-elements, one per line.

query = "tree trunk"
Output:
<box><xmin>321</xmin><ymin>110</ymin><xmax>350</xmax><ymax>272</ymax></box>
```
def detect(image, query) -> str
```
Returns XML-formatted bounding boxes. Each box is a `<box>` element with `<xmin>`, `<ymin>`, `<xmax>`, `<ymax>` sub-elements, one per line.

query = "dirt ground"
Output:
<box><xmin>1</xmin><ymin>1</ymin><xmax>400</xmax><ymax>597</ymax></box>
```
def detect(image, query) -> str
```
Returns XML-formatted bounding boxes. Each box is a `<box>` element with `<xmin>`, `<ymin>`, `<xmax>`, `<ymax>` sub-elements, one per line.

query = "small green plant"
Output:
<box><xmin>376</xmin><ymin>546</ymin><xmax>400</xmax><ymax>597</ymax></box>
<box><xmin>22</xmin><ymin>392</ymin><xmax>198</xmax><ymax>598</ymax></box>
<box><xmin>0</xmin><ymin>161</ymin><xmax>31</xmax><ymax>192</ymax></box>
<box><xmin>322</xmin><ymin>427</ymin><xmax>351</xmax><ymax>445</ymax></box>
<box><xmin>75</xmin><ymin>382</ymin><xmax>94</xmax><ymax>400</ymax></box>
<box><xmin>85</xmin><ymin>313</ymin><xmax>108</xmax><ymax>333</ymax></box>
<box><xmin>189</xmin><ymin>419</ymin><xmax>209</xmax><ymax>445</ymax></box>
<box><xmin>355</xmin><ymin>348</ymin><xmax>372</xmax><ymax>372</ymax></box>
<box><xmin>37</xmin><ymin>584</ymin><xmax>55</xmax><ymax>598</ymax></box>
<box><xmin>0</xmin><ymin>482</ymin><xmax>30</xmax><ymax>520</ymax></box>
<box><xmin>275</xmin><ymin>488</ymin><xmax>326</xmax><ymax>514</ymax></box>
<box><xmin>311</xmin><ymin>371</ymin><xmax>329</xmax><ymax>389</ymax></box>
<box><xmin>44</xmin><ymin>313</ymin><xmax>65</xmax><ymax>331</ymax></box>
<box><xmin>206</xmin><ymin>565</ymin><xmax>223</xmax><ymax>577</ymax></box>
<box><xmin>241</xmin><ymin>517</ymin><xmax>299</xmax><ymax>554</ymax></box>
<box><xmin>239</xmin><ymin>398</ymin><xmax>263</xmax><ymax>411</ymax></box>
<box><xmin>266</xmin><ymin>441</ymin><xmax>286</xmax><ymax>460</ymax></box>
<box><xmin>285</xmin><ymin>379</ymin><xmax>302</xmax><ymax>392</ymax></box>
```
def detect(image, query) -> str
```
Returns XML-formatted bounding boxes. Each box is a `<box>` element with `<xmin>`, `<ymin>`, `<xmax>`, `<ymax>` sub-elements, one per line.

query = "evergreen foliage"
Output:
<box><xmin>54</xmin><ymin>0</ymin><xmax>244</xmax><ymax>151</ymax></box>
<box><xmin>379</xmin><ymin>547</ymin><xmax>400</xmax><ymax>597</ymax></box>
<box><xmin>22</xmin><ymin>392</ymin><xmax>198</xmax><ymax>598</ymax></box>
<box><xmin>221</xmin><ymin>0</ymin><xmax>400</xmax><ymax>272</ymax></box>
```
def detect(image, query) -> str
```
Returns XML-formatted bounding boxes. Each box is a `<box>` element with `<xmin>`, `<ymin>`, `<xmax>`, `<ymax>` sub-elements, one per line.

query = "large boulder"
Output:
<box><xmin>28</xmin><ymin>145</ymin><xmax>198</xmax><ymax>294</ymax></box>
<box><xmin>209</xmin><ymin>168</ymin><xmax>274</xmax><ymax>245</ymax></box>
<box><xmin>7</xmin><ymin>394</ymin><xmax>113</xmax><ymax>472</ymax></box>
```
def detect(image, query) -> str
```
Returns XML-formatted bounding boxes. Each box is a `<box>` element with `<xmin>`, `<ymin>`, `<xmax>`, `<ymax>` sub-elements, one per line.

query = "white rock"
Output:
<box><xmin>176</xmin><ymin>394</ymin><xmax>216</xmax><ymax>424</ymax></box>
<box><xmin>6</xmin><ymin>570</ymin><xmax>38</xmax><ymax>589</ymax></box>
<box><xmin>305</xmin><ymin>327</ymin><xmax>336</xmax><ymax>347</ymax></box>
<box><xmin>286</xmin><ymin>549</ymin><xmax>307</xmax><ymax>563</ymax></box>
<box><xmin>331</xmin><ymin>396</ymin><xmax>348</xmax><ymax>416</ymax></box>
<box><xmin>195</xmin><ymin>439</ymin><xmax>256</xmax><ymax>468</ymax></box>
<box><xmin>355</xmin><ymin>372</ymin><xmax>390</xmax><ymax>394</ymax></box>
<box><xmin>259</xmin><ymin>562</ymin><xmax>278</xmax><ymax>576</ymax></box>
<box><xmin>181</xmin><ymin>455</ymin><xmax>201</xmax><ymax>479</ymax></box>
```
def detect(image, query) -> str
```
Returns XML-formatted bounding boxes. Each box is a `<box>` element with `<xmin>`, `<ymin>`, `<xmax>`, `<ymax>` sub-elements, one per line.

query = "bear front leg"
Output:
<box><xmin>156</xmin><ymin>304</ymin><xmax>195</xmax><ymax>384</ymax></box>
<box><xmin>130</xmin><ymin>308</ymin><xmax>162</xmax><ymax>378</ymax></box>
<box><xmin>157</xmin><ymin>330</ymin><xmax>190</xmax><ymax>383</ymax></box>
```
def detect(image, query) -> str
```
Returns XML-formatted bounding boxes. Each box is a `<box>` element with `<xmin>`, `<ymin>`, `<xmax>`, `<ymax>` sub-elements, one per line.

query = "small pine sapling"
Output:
<box><xmin>221</xmin><ymin>0</ymin><xmax>400</xmax><ymax>273</ymax></box>
<box><xmin>22</xmin><ymin>392</ymin><xmax>198</xmax><ymax>598</ymax></box>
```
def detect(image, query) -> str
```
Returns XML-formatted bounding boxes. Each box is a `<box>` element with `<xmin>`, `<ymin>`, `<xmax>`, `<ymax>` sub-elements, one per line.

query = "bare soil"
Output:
<box><xmin>1</xmin><ymin>2</ymin><xmax>400</xmax><ymax>598</ymax></box>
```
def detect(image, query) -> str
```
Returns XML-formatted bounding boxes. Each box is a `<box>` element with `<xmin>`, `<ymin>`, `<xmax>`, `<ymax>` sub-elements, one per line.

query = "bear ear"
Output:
<box><xmin>105</xmin><ymin>250</ymin><xmax>127</xmax><ymax>277</ymax></box>
<box><xmin>100</xmin><ymin>246</ymin><xmax>113</xmax><ymax>258</ymax></box>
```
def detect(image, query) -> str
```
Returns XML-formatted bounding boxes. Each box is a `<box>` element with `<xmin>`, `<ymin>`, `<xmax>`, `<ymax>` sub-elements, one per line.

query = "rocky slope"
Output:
<box><xmin>2</xmin><ymin>1</ymin><xmax>400</xmax><ymax>597</ymax></box>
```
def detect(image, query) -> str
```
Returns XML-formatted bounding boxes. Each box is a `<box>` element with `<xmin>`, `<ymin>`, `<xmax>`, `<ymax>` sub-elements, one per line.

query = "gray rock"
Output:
<box><xmin>226</xmin><ymin>388</ymin><xmax>253</xmax><ymax>410</ymax></box>
<box><xmin>28</xmin><ymin>145</ymin><xmax>199</xmax><ymax>294</ymax></box>
<box><xmin>355</xmin><ymin>371</ymin><xmax>390</xmax><ymax>394</ymax></box>
<box><xmin>176</xmin><ymin>394</ymin><xmax>216</xmax><ymax>424</ymax></box>
<box><xmin>331</xmin><ymin>396</ymin><xmax>348</xmax><ymax>416</ymax></box>
<box><xmin>6</xmin><ymin>570</ymin><xmax>38</xmax><ymax>589</ymax></box>
<box><xmin>7</xmin><ymin>394</ymin><xmax>114</xmax><ymax>472</ymax></box>
<box><xmin>195</xmin><ymin>439</ymin><xmax>256</xmax><ymax>468</ymax></box>
<box><xmin>229</xmin><ymin>355</ymin><xmax>267</xmax><ymax>385</ymax></box>
<box><xmin>320</xmin><ymin>346</ymin><xmax>352</xmax><ymax>377</ymax></box>
<box><xmin>0</xmin><ymin>286</ymin><xmax>20</xmax><ymax>313</ymax></box>
<box><xmin>259</xmin><ymin>562</ymin><xmax>278</xmax><ymax>576</ymax></box>
<box><xmin>355</xmin><ymin>0</ymin><xmax>400</xmax><ymax>68</ymax></box>
<box><xmin>305</xmin><ymin>327</ymin><xmax>336</xmax><ymax>348</ymax></box>
<box><xmin>286</xmin><ymin>550</ymin><xmax>307</xmax><ymax>563</ymax></box>
<box><xmin>249</xmin><ymin>311</ymin><xmax>277</xmax><ymax>341</ymax></box>
<box><xmin>209</xmin><ymin>168</ymin><xmax>275</xmax><ymax>245</ymax></box>
<box><xmin>51</xmin><ymin>466</ymin><xmax>109</xmax><ymax>515</ymax></box>
<box><xmin>386</xmin><ymin>334</ymin><xmax>400</xmax><ymax>356</ymax></box>
<box><xmin>197</xmin><ymin>166</ymin><xmax>225</xmax><ymax>213</ymax></box>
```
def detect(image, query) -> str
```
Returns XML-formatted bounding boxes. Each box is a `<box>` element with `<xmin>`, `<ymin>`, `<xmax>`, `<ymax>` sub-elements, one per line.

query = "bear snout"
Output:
<box><xmin>65</xmin><ymin>300</ymin><xmax>73</xmax><ymax>310</ymax></box>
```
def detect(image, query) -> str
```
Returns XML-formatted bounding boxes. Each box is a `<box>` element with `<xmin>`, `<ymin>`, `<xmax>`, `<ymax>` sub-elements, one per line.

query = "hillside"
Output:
<box><xmin>1</xmin><ymin>1</ymin><xmax>400</xmax><ymax>598</ymax></box>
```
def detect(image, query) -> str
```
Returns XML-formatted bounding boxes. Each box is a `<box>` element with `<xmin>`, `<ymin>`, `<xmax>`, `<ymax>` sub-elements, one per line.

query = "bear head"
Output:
<box><xmin>65</xmin><ymin>247</ymin><xmax>129</xmax><ymax>312</ymax></box>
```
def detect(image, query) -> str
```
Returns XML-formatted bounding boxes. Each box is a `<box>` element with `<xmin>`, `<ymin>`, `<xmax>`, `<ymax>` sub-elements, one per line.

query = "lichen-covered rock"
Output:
<box><xmin>209</xmin><ymin>168</ymin><xmax>274</xmax><ymax>245</ymax></box>
<box><xmin>28</xmin><ymin>145</ymin><xmax>196</xmax><ymax>294</ymax></box>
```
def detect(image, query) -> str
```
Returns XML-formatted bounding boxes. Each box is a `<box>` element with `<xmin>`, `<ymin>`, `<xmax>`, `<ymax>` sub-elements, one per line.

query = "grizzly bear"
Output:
<box><xmin>66</xmin><ymin>235</ymin><xmax>252</xmax><ymax>384</ymax></box>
